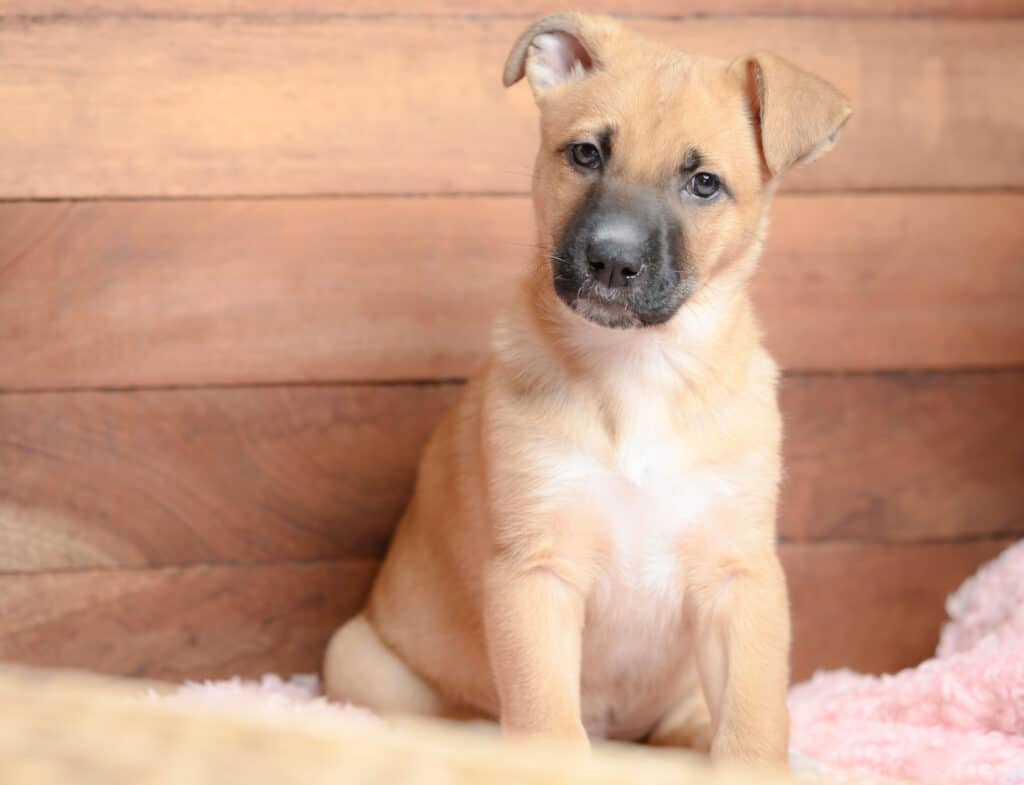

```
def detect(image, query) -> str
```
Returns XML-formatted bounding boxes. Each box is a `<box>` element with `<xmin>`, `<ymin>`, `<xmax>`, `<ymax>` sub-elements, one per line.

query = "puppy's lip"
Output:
<box><xmin>576</xmin><ymin>289</ymin><xmax>632</xmax><ymax>313</ymax></box>
<box><xmin>582</xmin><ymin>286</ymin><xmax>629</xmax><ymax>306</ymax></box>
<box><xmin>583</xmin><ymin>299</ymin><xmax>631</xmax><ymax>316</ymax></box>
<box><xmin>571</xmin><ymin>295</ymin><xmax>644</xmax><ymax>329</ymax></box>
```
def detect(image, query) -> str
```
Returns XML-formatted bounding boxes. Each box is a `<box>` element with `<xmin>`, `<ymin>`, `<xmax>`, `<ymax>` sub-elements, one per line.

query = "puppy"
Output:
<box><xmin>324</xmin><ymin>12</ymin><xmax>850</xmax><ymax>764</ymax></box>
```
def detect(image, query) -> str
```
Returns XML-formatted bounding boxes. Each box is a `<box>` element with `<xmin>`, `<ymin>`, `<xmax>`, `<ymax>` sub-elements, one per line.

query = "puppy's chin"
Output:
<box><xmin>550</xmin><ymin>274</ymin><xmax>689</xmax><ymax>330</ymax></box>
<box><xmin>570</xmin><ymin>297</ymin><xmax>644</xmax><ymax>330</ymax></box>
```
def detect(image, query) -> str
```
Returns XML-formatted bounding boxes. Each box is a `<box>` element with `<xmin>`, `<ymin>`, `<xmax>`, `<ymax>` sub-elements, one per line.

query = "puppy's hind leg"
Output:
<box><xmin>323</xmin><ymin>613</ymin><xmax>457</xmax><ymax>718</ymax></box>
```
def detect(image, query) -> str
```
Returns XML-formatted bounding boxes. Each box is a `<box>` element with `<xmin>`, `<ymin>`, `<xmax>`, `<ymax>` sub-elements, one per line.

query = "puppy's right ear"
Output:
<box><xmin>502</xmin><ymin>13</ymin><xmax>598</xmax><ymax>97</ymax></box>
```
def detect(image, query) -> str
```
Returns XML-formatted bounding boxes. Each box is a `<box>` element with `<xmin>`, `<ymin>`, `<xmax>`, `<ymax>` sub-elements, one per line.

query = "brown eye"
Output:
<box><xmin>689</xmin><ymin>172</ymin><xmax>721</xmax><ymax>199</ymax></box>
<box><xmin>569</xmin><ymin>142</ymin><xmax>602</xmax><ymax>171</ymax></box>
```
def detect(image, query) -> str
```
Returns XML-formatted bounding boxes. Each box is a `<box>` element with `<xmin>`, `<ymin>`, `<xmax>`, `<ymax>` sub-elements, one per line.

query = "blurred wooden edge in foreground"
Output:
<box><xmin>0</xmin><ymin>663</ymin><xmax>851</xmax><ymax>785</ymax></box>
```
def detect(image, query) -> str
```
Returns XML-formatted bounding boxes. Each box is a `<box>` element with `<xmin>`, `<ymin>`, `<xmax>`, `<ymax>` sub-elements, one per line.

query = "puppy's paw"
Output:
<box><xmin>710</xmin><ymin>731</ymin><xmax>788</xmax><ymax>767</ymax></box>
<box><xmin>502</xmin><ymin>719</ymin><xmax>591</xmax><ymax>758</ymax></box>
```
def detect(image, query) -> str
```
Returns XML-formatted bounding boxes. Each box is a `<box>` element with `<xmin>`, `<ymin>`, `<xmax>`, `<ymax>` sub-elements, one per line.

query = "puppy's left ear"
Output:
<box><xmin>732</xmin><ymin>52</ymin><xmax>852</xmax><ymax>177</ymax></box>
<box><xmin>503</xmin><ymin>13</ymin><xmax>600</xmax><ymax>98</ymax></box>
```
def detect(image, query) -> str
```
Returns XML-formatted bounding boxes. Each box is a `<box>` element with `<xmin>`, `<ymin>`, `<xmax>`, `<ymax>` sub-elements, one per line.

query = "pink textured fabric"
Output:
<box><xmin>169</xmin><ymin>541</ymin><xmax>1024</xmax><ymax>783</ymax></box>
<box><xmin>163</xmin><ymin>673</ymin><xmax>380</xmax><ymax>727</ymax></box>
<box><xmin>790</xmin><ymin>540</ymin><xmax>1024</xmax><ymax>784</ymax></box>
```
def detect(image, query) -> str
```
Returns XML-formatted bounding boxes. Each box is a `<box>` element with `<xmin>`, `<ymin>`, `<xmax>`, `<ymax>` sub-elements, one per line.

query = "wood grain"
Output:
<box><xmin>1</xmin><ymin>194</ymin><xmax>1020</xmax><ymax>391</ymax></box>
<box><xmin>1</xmin><ymin>375</ymin><xmax>1022</xmax><ymax>573</ymax></box>
<box><xmin>5</xmin><ymin>0</ymin><xmax>1020</xmax><ymax>16</ymax></box>
<box><xmin>1</xmin><ymin>17</ymin><xmax>1021</xmax><ymax>197</ymax></box>
<box><xmin>781</xmin><ymin>373</ymin><xmax>1024</xmax><ymax>543</ymax></box>
<box><xmin>0</xmin><ymin>560</ymin><xmax>377</xmax><ymax>682</ymax></box>
<box><xmin>0</xmin><ymin>384</ymin><xmax>460</xmax><ymax>570</ymax></box>
<box><xmin>0</xmin><ymin>541</ymin><xmax>1010</xmax><ymax>682</ymax></box>
<box><xmin>783</xmin><ymin>539</ymin><xmax>1011</xmax><ymax>678</ymax></box>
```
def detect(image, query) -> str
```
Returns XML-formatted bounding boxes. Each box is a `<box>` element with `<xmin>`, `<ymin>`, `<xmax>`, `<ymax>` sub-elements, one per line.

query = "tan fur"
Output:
<box><xmin>324</xmin><ymin>13</ymin><xmax>851</xmax><ymax>765</ymax></box>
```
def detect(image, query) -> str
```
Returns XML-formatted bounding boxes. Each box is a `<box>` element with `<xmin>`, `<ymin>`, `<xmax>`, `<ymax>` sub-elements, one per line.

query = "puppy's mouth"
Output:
<box><xmin>568</xmin><ymin>285</ymin><xmax>644</xmax><ymax>330</ymax></box>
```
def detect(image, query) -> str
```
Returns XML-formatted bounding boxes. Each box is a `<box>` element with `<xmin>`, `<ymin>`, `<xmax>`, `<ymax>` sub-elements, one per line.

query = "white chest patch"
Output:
<box><xmin>562</xmin><ymin>394</ymin><xmax>736</xmax><ymax>739</ymax></box>
<box><xmin>600</xmin><ymin>400</ymin><xmax>733</xmax><ymax>588</ymax></box>
<box><xmin>541</xmin><ymin>395</ymin><xmax>735</xmax><ymax>594</ymax></box>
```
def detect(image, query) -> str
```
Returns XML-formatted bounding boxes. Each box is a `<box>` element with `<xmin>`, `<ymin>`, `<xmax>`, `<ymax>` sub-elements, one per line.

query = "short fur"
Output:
<box><xmin>324</xmin><ymin>13</ymin><xmax>851</xmax><ymax>764</ymax></box>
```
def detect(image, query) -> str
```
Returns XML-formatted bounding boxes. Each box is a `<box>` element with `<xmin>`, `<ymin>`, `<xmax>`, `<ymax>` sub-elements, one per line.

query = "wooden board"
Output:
<box><xmin>0</xmin><ymin>540</ymin><xmax>1010</xmax><ymax>682</ymax></box>
<box><xmin>0</xmin><ymin>561</ymin><xmax>377</xmax><ymax>681</ymax></box>
<box><xmin>1</xmin><ymin>375</ymin><xmax>1021</xmax><ymax>573</ymax></box>
<box><xmin>1</xmin><ymin>18</ymin><xmax>1021</xmax><ymax>197</ymax></box>
<box><xmin>783</xmin><ymin>539</ymin><xmax>1011</xmax><ymax>678</ymax></box>
<box><xmin>4</xmin><ymin>0</ymin><xmax>1020</xmax><ymax>16</ymax></box>
<box><xmin>1</xmin><ymin>194</ymin><xmax>1020</xmax><ymax>391</ymax></box>
<box><xmin>781</xmin><ymin>373</ymin><xmax>1024</xmax><ymax>543</ymax></box>
<box><xmin>0</xmin><ymin>384</ymin><xmax>460</xmax><ymax>571</ymax></box>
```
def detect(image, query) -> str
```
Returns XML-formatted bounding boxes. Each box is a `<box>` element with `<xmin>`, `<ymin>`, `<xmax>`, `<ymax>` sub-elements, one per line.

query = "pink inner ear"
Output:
<box><xmin>531</xmin><ymin>31</ymin><xmax>593</xmax><ymax>88</ymax></box>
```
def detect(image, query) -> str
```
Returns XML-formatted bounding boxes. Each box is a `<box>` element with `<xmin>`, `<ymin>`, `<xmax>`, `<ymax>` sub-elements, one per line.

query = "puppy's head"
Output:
<box><xmin>504</xmin><ymin>14</ymin><xmax>851</xmax><ymax>330</ymax></box>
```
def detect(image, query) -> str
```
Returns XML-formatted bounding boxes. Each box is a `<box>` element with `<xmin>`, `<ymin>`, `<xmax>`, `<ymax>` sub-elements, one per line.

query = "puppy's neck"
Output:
<box><xmin>498</xmin><ymin>259</ymin><xmax>762</xmax><ymax>402</ymax></box>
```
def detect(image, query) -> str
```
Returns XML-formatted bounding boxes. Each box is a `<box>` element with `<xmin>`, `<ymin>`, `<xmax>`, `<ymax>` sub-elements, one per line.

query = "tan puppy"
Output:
<box><xmin>324</xmin><ymin>13</ymin><xmax>850</xmax><ymax>764</ymax></box>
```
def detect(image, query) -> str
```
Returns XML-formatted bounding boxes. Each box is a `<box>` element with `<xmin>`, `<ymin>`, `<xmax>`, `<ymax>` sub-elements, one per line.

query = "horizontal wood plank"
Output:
<box><xmin>4</xmin><ymin>1</ymin><xmax>1021</xmax><ymax>16</ymax></box>
<box><xmin>0</xmin><ymin>540</ymin><xmax>1010</xmax><ymax>682</ymax></box>
<box><xmin>0</xmin><ymin>561</ymin><xmax>376</xmax><ymax>681</ymax></box>
<box><xmin>0</xmin><ymin>385</ymin><xmax>460</xmax><ymax>570</ymax></box>
<box><xmin>1</xmin><ymin>374</ymin><xmax>1022</xmax><ymax>573</ymax></box>
<box><xmin>782</xmin><ymin>373</ymin><xmax>1024</xmax><ymax>542</ymax></box>
<box><xmin>1</xmin><ymin>18</ymin><xmax>1021</xmax><ymax>197</ymax></box>
<box><xmin>1</xmin><ymin>194</ymin><xmax>1021</xmax><ymax>390</ymax></box>
<box><xmin>783</xmin><ymin>539</ymin><xmax>1012</xmax><ymax>678</ymax></box>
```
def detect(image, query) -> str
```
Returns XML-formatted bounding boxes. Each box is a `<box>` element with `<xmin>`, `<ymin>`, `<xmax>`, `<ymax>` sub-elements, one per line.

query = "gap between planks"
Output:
<box><xmin>2</xmin><ymin>186</ymin><xmax>1024</xmax><ymax>205</ymax></box>
<box><xmin>6</xmin><ymin>10</ymin><xmax>1024</xmax><ymax>22</ymax></box>
<box><xmin>0</xmin><ymin>533</ymin><xmax>1018</xmax><ymax>579</ymax></box>
<box><xmin>3</xmin><ymin>366</ymin><xmax>1024</xmax><ymax>397</ymax></box>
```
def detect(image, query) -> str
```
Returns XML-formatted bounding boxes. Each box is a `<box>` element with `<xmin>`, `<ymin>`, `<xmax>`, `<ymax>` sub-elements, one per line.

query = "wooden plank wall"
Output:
<box><xmin>1</xmin><ymin>1</ymin><xmax>1022</xmax><ymax>685</ymax></box>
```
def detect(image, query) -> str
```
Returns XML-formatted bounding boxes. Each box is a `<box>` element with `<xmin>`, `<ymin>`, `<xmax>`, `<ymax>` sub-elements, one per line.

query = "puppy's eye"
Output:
<box><xmin>569</xmin><ymin>142</ymin><xmax>602</xmax><ymax>171</ymax></box>
<box><xmin>688</xmin><ymin>172</ymin><xmax>721</xmax><ymax>199</ymax></box>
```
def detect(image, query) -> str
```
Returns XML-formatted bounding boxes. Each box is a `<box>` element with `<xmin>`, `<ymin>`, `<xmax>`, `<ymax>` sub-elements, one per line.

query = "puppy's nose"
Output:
<box><xmin>586</xmin><ymin>237</ymin><xmax>642</xmax><ymax>289</ymax></box>
<box><xmin>588</xmin><ymin>256</ymin><xmax>639</xmax><ymax>288</ymax></box>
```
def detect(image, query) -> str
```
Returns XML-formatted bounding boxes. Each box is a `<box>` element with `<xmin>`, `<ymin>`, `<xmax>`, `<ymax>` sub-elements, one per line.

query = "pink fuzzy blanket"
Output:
<box><xmin>170</xmin><ymin>540</ymin><xmax>1024</xmax><ymax>784</ymax></box>
<box><xmin>789</xmin><ymin>539</ymin><xmax>1024</xmax><ymax>784</ymax></box>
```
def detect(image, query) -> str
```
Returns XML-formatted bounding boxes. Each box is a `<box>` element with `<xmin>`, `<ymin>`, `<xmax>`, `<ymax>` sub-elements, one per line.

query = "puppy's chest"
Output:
<box><xmin>573</xmin><ymin>406</ymin><xmax>733</xmax><ymax>736</ymax></box>
<box><xmin>571</xmin><ymin>403</ymin><xmax>731</xmax><ymax>634</ymax></box>
<box><xmin>586</xmin><ymin>405</ymin><xmax>734</xmax><ymax>589</ymax></box>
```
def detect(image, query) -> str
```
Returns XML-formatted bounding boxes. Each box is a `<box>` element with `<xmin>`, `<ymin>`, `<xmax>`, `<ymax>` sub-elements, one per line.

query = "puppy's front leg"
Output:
<box><xmin>484</xmin><ymin>557</ymin><xmax>588</xmax><ymax>748</ymax></box>
<box><xmin>691</xmin><ymin>551</ymin><xmax>790</xmax><ymax>764</ymax></box>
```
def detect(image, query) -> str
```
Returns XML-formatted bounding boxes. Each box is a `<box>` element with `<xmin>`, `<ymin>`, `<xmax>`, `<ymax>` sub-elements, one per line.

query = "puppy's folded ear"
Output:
<box><xmin>503</xmin><ymin>13</ymin><xmax>598</xmax><ymax>97</ymax></box>
<box><xmin>733</xmin><ymin>52</ymin><xmax>852</xmax><ymax>177</ymax></box>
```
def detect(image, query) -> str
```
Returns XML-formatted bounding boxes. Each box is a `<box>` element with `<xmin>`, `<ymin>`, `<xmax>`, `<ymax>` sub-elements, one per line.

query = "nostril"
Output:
<box><xmin>589</xmin><ymin>260</ymin><xmax>606</xmax><ymax>274</ymax></box>
<box><xmin>620</xmin><ymin>265</ymin><xmax>638</xmax><ymax>279</ymax></box>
